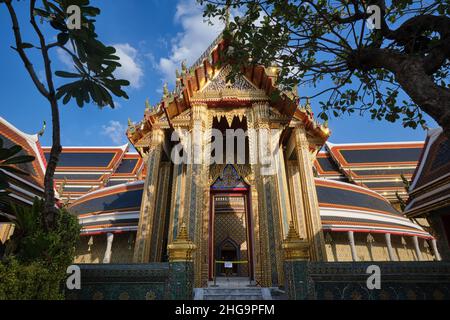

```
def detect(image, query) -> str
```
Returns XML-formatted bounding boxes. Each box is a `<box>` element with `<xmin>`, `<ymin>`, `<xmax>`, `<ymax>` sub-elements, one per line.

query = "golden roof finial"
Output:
<box><xmin>145</xmin><ymin>98</ymin><xmax>151</xmax><ymax>111</ymax></box>
<box><xmin>305</xmin><ymin>97</ymin><xmax>312</xmax><ymax>114</ymax></box>
<box><xmin>163</xmin><ymin>82</ymin><xmax>169</xmax><ymax>98</ymax></box>
<box><xmin>127</xmin><ymin>118</ymin><xmax>133</xmax><ymax>127</ymax></box>
<box><xmin>181</xmin><ymin>60</ymin><xmax>187</xmax><ymax>73</ymax></box>
<box><xmin>175</xmin><ymin>69</ymin><xmax>181</xmax><ymax>79</ymax></box>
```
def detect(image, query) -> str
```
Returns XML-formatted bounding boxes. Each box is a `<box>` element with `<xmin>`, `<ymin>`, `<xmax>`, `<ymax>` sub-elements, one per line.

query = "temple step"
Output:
<box><xmin>194</xmin><ymin>287</ymin><xmax>272</xmax><ymax>300</ymax></box>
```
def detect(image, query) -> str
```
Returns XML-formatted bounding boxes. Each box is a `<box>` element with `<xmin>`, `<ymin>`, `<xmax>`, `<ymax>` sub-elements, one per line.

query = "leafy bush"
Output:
<box><xmin>0</xmin><ymin>258</ymin><xmax>64</xmax><ymax>300</ymax></box>
<box><xmin>0</xmin><ymin>198</ymin><xmax>80</xmax><ymax>300</ymax></box>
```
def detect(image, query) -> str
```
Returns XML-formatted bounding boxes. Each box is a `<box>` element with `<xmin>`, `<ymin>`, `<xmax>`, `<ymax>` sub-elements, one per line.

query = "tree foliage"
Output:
<box><xmin>0</xmin><ymin>138</ymin><xmax>35</xmax><ymax>198</ymax></box>
<box><xmin>201</xmin><ymin>0</ymin><xmax>450</xmax><ymax>133</ymax></box>
<box><xmin>1</xmin><ymin>0</ymin><xmax>130</xmax><ymax>226</ymax></box>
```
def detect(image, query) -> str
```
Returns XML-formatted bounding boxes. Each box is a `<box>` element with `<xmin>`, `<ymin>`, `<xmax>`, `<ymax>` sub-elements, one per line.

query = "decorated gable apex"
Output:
<box><xmin>127</xmin><ymin>35</ymin><xmax>330</xmax><ymax>148</ymax></box>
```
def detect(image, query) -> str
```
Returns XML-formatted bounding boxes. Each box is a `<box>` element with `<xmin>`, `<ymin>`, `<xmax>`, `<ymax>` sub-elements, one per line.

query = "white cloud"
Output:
<box><xmin>113</xmin><ymin>43</ymin><xmax>144</xmax><ymax>89</ymax></box>
<box><xmin>101</xmin><ymin>120</ymin><xmax>127</xmax><ymax>145</ymax></box>
<box><xmin>56</xmin><ymin>42</ymin><xmax>144</xmax><ymax>89</ymax></box>
<box><xmin>157</xmin><ymin>0</ymin><xmax>224</xmax><ymax>85</ymax></box>
<box><xmin>56</xmin><ymin>48</ymin><xmax>74</xmax><ymax>70</ymax></box>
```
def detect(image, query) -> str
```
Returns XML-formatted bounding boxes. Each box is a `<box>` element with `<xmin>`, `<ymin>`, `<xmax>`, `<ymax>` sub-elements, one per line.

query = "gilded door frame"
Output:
<box><xmin>208</xmin><ymin>188</ymin><xmax>254</xmax><ymax>280</ymax></box>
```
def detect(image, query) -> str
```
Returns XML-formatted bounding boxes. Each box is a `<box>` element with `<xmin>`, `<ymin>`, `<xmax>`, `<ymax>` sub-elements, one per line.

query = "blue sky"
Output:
<box><xmin>0</xmin><ymin>0</ymin><xmax>437</xmax><ymax>147</ymax></box>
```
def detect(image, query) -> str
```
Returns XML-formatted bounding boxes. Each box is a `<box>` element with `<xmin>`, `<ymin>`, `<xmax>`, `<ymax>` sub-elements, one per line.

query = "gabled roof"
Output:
<box><xmin>326</xmin><ymin>141</ymin><xmax>423</xmax><ymax>167</ymax></box>
<box><xmin>42</xmin><ymin>145</ymin><xmax>128</xmax><ymax>171</ymax></box>
<box><xmin>314</xmin><ymin>151</ymin><xmax>343</xmax><ymax>178</ymax></box>
<box><xmin>405</xmin><ymin>128</ymin><xmax>450</xmax><ymax>217</ymax></box>
<box><xmin>324</xmin><ymin>141</ymin><xmax>424</xmax><ymax>201</ymax></box>
<box><xmin>127</xmin><ymin>36</ymin><xmax>330</xmax><ymax>147</ymax></box>
<box><xmin>315</xmin><ymin>178</ymin><xmax>431</xmax><ymax>238</ymax></box>
<box><xmin>42</xmin><ymin>145</ymin><xmax>143</xmax><ymax>202</ymax></box>
<box><xmin>0</xmin><ymin>117</ymin><xmax>46</xmax><ymax>209</ymax></box>
<box><xmin>0</xmin><ymin>117</ymin><xmax>46</xmax><ymax>186</ymax></box>
<box><xmin>69</xmin><ymin>181</ymin><xmax>144</xmax><ymax>235</ymax></box>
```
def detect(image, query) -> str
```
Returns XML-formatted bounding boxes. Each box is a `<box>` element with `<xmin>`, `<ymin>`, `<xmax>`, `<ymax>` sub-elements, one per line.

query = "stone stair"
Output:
<box><xmin>194</xmin><ymin>287</ymin><xmax>272</xmax><ymax>300</ymax></box>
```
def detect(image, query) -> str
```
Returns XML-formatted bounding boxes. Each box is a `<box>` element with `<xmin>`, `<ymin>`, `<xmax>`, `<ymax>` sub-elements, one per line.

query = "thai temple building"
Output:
<box><xmin>405</xmin><ymin>128</ymin><xmax>450</xmax><ymax>261</ymax></box>
<box><xmin>0</xmin><ymin>117</ymin><xmax>46</xmax><ymax>246</ymax></box>
<box><xmin>68</xmin><ymin>38</ymin><xmax>441</xmax><ymax>288</ymax></box>
<box><xmin>0</xmin><ymin>37</ymin><xmax>448</xmax><ymax>290</ymax></box>
<box><xmin>41</xmin><ymin>146</ymin><xmax>144</xmax><ymax>203</ymax></box>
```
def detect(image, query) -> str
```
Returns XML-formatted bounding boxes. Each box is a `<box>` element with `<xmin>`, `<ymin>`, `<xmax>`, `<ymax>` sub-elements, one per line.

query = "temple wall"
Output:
<box><xmin>74</xmin><ymin>233</ymin><xmax>135</xmax><ymax>264</ymax></box>
<box><xmin>324</xmin><ymin>231</ymin><xmax>435</xmax><ymax>262</ymax></box>
<box><xmin>75</xmin><ymin>235</ymin><xmax>105</xmax><ymax>264</ymax></box>
<box><xmin>354</xmin><ymin>233</ymin><xmax>390</xmax><ymax>262</ymax></box>
<box><xmin>111</xmin><ymin>233</ymin><xmax>135</xmax><ymax>263</ymax></box>
<box><xmin>0</xmin><ymin>223</ymin><xmax>14</xmax><ymax>244</ymax></box>
<box><xmin>325</xmin><ymin>232</ymin><xmax>353</xmax><ymax>262</ymax></box>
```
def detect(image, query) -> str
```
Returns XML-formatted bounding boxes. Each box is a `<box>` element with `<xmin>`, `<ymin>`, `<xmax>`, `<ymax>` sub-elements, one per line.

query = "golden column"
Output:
<box><xmin>133</xmin><ymin>127</ymin><xmax>165</xmax><ymax>262</ymax></box>
<box><xmin>293</xmin><ymin>126</ymin><xmax>327</xmax><ymax>261</ymax></box>
<box><xmin>184</xmin><ymin>102</ymin><xmax>209</xmax><ymax>287</ymax></box>
<box><xmin>251</xmin><ymin>102</ymin><xmax>284</xmax><ymax>286</ymax></box>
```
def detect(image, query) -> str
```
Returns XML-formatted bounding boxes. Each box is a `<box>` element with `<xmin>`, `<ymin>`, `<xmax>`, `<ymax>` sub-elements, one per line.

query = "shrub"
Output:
<box><xmin>0</xmin><ymin>258</ymin><xmax>64</xmax><ymax>300</ymax></box>
<box><xmin>0</xmin><ymin>198</ymin><xmax>80</xmax><ymax>300</ymax></box>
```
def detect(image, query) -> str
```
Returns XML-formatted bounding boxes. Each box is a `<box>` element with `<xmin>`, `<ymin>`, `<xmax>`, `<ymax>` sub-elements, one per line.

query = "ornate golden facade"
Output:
<box><xmin>126</xmin><ymin>39</ymin><xmax>336</xmax><ymax>288</ymax></box>
<box><xmin>69</xmin><ymin>38</ymin><xmax>439</xmax><ymax>288</ymax></box>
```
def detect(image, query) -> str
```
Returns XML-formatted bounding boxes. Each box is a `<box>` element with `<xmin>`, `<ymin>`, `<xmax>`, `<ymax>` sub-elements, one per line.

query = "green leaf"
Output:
<box><xmin>2</xmin><ymin>155</ymin><xmax>36</xmax><ymax>165</ymax></box>
<box><xmin>54</xmin><ymin>71</ymin><xmax>81</xmax><ymax>78</ymax></box>
<box><xmin>57</xmin><ymin>33</ymin><xmax>69</xmax><ymax>46</ymax></box>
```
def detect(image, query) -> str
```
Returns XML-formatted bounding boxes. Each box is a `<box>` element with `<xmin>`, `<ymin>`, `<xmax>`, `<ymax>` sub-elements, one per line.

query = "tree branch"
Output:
<box><xmin>4</xmin><ymin>0</ymin><xmax>49</xmax><ymax>98</ymax></box>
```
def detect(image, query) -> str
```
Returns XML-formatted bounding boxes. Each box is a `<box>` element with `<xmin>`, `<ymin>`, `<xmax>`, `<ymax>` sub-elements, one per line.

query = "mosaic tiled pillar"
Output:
<box><xmin>282</xmin><ymin>223</ymin><xmax>310</xmax><ymax>300</ymax></box>
<box><xmin>150</xmin><ymin>162</ymin><xmax>172</xmax><ymax>261</ymax></box>
<box><xmin>273</xmin><ymin>136</ymin><xmax>291</xmax><ymax>238</ymax></box>
<box><xmin>286</xmin><ymin>162</ymin><xmax>308</xmax><ymax>241</ymax></box>
<box><xmin>251</xmin><ymin>102</ymin><xmax>283</xmax><ymax>286</ymax></box>
<box><xmin>293</xmin><ymin>127</ymin><xmax>327</xmax><ymax>261</ymax></box>
<box><xmin>168</xmin><ymin>163</ymin><xmax>186</xmax><ymax>244</ymax></box>
<box><xmin>243</xmin><ymin>108</ymin><xmax>262</xmax><ymax>284</ymax></box>
<box><xmin>133</xmin><ymin>128</ymin><xmax>165</xmax><ymax>263</ymax></box>
<box><xmin>167</xmin><ymin>224</ymin><xmax>196</xmax><ymax>299</ymax></box>
<box><xmin>183</xmin><ymin>103</ymin><xmax>209</xmax><ymax>287</ymax></box>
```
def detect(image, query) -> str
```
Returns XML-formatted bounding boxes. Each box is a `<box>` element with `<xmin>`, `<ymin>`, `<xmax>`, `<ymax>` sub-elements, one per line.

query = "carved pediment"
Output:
<box><xmin>202</xmin><ymin>65</ymin><xmax>256</xmax><ymax>92</ymax></box>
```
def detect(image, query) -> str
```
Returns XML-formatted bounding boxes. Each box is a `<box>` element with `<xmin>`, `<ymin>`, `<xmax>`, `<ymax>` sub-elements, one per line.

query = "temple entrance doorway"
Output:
<box><xmin>209</xmin><ymin>165</ymin><xmax>254</xmax><ymax>281</ymax></box>
<box><xmin>217</xmin><ymin>238</ymin><xmax>239</xmax><ymax>276</ymax></box>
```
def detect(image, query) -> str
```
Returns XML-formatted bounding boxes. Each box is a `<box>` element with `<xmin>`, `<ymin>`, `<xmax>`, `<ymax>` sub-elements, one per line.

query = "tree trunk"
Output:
<box><xmin>394</xmin><ymin>58</ymin><xmax>450</xmax><ymax>136</ymax></box>
<box><xmin>43</xmin><ymin>97</ymin><xmax>62</xmax><ymax>229</ymax></box>
<box><xmin>353</xmin><ymin>48</ymin><xmax>450</xmax><ymax>136</ymax></box>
